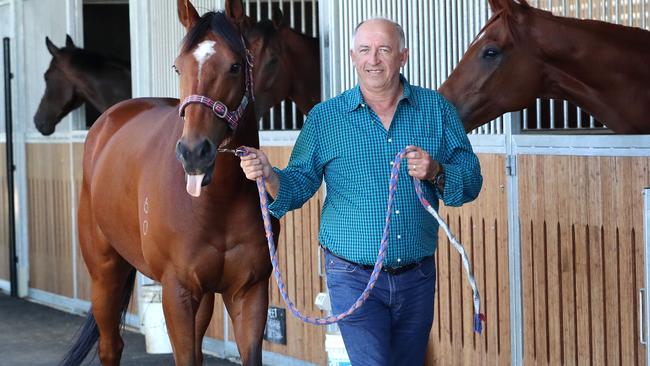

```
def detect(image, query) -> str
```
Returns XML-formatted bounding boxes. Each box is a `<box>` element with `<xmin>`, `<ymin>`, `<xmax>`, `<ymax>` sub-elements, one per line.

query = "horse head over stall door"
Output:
<box><xmin>64</xmin><ymin>1</ymin><xmax>284</xmax><ymax>365</ymax></box>
<box><xmin>33</xmin><ymin>35</ymin><xmax>131</xmax><ymax>135</ymax></box>
<box><xmin>438</xmin><ymin>0</ymin><xmax>650</xmax><ymax>134</ymax></box>
<box><xmin>246</xmin><ymin>7</ymin><xmax>321</xmax><ymax>116</ymax></box>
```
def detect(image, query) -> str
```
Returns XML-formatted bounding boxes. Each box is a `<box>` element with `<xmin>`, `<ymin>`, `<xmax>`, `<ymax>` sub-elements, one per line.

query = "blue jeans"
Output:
<box><xmin>325</xmin><ymin>250</ymin><xmax>436</xmax><ymax>366</ymax></box>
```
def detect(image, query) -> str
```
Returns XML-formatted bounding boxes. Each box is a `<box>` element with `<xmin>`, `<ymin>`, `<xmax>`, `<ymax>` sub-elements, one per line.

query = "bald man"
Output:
<box><xmin>241</xmin><ymin>18</ymin><xmax>482</xmax><ymax>365</ymax></box>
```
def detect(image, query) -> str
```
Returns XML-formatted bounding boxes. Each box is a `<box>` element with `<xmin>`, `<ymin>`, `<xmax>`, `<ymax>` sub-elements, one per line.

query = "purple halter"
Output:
<box><xmin>178</xmin><ymin>37</ymin><xmax>255</xmax><ymax>131</ymax></box>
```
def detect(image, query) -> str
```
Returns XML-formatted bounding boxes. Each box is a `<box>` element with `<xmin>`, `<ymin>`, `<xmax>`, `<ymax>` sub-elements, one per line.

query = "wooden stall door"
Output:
<box><xmin>427</xmin><ymin>153</ymin><xmax>511</xmax><ymax>365</ymax></box>
<box><xmin>519</xmin><ymin>155</ymin><xmax>650</xmax><ymax>366</ymax></box>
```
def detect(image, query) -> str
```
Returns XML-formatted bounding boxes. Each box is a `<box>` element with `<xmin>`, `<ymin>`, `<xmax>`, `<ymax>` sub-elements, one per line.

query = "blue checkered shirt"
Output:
<box><xmin>269</xmin><ymin>76</ymin><xmax>482</xmax><ymax>266</ymax></box>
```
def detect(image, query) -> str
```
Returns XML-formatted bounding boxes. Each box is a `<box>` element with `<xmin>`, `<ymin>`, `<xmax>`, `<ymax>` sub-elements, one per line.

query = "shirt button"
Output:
<box><xmin>390</xmin><ymin>161</ymin><xmax>394</xmax><ymax>166</ymax></box>
<box><xmin>397</xmin><ymin>258</ymin><xmax>402</xmax><ymax>263</ymax></box>
<box><xmin>388</xmin><ymin>138</ymin><xmax>393</xmax><ymax>143</ymax></box>
<box><xmin>361</xmin><ymin>103</ymin><xmax>366</xmax><ymax>108</ymax></box>
<box><xmin>395</xmin><ymin>210</ymin><xmax>400</xmax><ymax>215</ymax></box>
<box><xmin>397</xmin><ymin>235</ymin><xmax>402</xmax><ymax>239</ymax></box>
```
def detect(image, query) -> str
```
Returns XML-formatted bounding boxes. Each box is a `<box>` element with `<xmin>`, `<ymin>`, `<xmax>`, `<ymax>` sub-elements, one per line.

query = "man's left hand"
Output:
<box><xmin>405</xmin><ymin>145</ymin><xmax>440</xmax><ymax>180</ymax></box>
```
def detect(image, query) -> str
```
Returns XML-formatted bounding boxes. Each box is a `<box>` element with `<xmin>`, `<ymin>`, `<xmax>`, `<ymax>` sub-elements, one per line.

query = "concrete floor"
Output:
<box><xmin>0</xmin><ymin>292</ymin><xmax>239</xmax><ymax>366</ymax></box>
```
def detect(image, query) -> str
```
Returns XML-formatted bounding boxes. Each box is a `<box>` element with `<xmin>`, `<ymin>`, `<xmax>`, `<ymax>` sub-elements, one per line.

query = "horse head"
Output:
<box><xmin>174</xmin><ymin>0</ymin><xmax>255</xmax><ymax>197</ymax></box>
<box><xmin>439</xmin><ymin>0</ymin><xmax>543</xmax><ymax>132</ymax></box>
<box><xmin>33</xmin><ymin>35</ymin><xmax>84</xmax><ymax>135</ymax></box>
<box><xmin>246</xmin><ymin>7</ymin><xmax>321</xmax><ymax>116</ymax></box>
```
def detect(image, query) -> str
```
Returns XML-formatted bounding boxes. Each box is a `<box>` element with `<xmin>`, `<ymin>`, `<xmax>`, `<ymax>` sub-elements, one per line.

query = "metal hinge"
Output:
<box><xmin>505</xmin><ymin>155</ymin><xmax>517</xmax><ymax>176</ymax></box>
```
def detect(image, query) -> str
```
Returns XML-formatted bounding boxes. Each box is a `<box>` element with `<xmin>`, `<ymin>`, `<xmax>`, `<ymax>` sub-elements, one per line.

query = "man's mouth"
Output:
<box><xmin>365</xmin><ymin>69</ymin><xmax>383</xmax><ymax>74</ymax></box>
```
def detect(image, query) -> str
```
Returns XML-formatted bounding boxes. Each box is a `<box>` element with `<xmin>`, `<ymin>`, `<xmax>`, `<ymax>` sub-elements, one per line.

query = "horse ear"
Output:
<box><xmin>225</xmin><ymin>0</ymin><xmax>246</xmax><ymax>24</ymax></box>
<box><xmin>45</xmin><ymin>37</ymin><xmax>59</xmax><ymax>56</ymax></box>
<box><xmin>177</xmin><ymin>0</ymin><xmax>200</xmax><ymax>30</ymax></box>
<box><xmin>272</xmin><ymin>7</ymin><xmax>285</xmax><ymax>29</ymax></box>
<box><xmin>65</xmin><ymin>34</ymin><xmax>75</xmax><ymax>48</ymax></box>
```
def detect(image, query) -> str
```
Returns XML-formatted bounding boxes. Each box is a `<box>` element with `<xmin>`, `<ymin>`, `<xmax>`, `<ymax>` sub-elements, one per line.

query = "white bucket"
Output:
<box><xmin>325</xmin><ymin>333</ymin><xmax>351</xmax><ymax>366</ymax></box>
<box><xmin>141</xmin><ymin>284</ymin><xmax>173</xmax><ymax>354</ymax></box>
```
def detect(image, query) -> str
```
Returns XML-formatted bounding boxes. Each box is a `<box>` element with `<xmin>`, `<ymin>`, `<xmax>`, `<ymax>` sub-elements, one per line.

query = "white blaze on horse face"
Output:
<box><xmin>193</xmin><ymin>41</ymin><xmax>216</xmax><ymax>81</ymax></box>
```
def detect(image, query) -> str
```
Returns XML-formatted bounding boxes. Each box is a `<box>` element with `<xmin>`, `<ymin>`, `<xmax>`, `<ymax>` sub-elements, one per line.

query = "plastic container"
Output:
<box><xmin>140</xmin><ymin>284</ymin><xmax>173</xmax><ymax>354</ymax></box>
<box><xmin>325</xmin><ymin>333</ymin><xmax>351</xmax><ymax>366</ymax></box>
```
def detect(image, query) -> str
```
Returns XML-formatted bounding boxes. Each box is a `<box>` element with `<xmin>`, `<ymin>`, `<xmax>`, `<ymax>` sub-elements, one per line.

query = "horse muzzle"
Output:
<box><xmin>176</xmin><ymin>138</ymin><xmax>217</xmax><ymax>197</ymax></box>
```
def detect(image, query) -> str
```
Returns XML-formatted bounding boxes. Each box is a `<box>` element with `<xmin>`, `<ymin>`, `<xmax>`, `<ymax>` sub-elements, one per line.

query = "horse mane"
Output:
<box><xmin>182</xmin><ymin>11</ymin><xmax>245</xmax><ymax>57</ymax></box>
<box><xmin>246</xmin><ymin>19</ymin><xmax>276</xmax><ymax>53</ymax></box>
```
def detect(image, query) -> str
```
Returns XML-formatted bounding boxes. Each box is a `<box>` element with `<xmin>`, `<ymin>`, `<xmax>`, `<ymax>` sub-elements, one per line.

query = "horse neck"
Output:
<box><xmin>70</xmin><ymin>61</ymin><xmax>131</xmax><ymax>112</ymax></box>
<box><xmin>530</xmin><ymin>10</ymin><xmax>650</xmax><ymax>131</ymax></box>
<box><xmin>283</xmin><ymin>30</ymin><xmax>321</xmax><ymax>114</ymax></box>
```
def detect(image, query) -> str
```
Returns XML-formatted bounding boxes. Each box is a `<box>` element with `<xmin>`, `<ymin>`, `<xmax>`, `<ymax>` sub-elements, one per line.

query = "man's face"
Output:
<box><xmin>350</xmin><ymin>20</ymin><xmax>408</xmax><ymax>92</ymax></box>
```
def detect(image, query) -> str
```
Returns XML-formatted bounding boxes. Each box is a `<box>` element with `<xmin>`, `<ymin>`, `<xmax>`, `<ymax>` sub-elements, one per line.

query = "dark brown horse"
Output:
<box><xmin>64</xmin><ymin>1</ymin><xmax>292</xmax><ymax>365</ymax></box>
<box><xmin>33</xmin><ymin>35</ymin><xmax>131</xmax><ymax>135</ymax></box>
<box><xmin>439</xmin><ymin>0</ymin><xmax>650</xmax><ymax>134</ymax></box>
<box><xmin>248</xmin><ymin>7</ymin><xmax>320</xmax><ymax>116</ymax></box>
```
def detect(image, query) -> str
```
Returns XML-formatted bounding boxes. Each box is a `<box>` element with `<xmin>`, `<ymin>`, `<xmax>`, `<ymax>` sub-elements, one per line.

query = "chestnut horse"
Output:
<box><xmin>439</xmin><ymin>0</ymin><xmax>650</xmax><ymax>134</ymax></box>
<box><xmin>62</xmin><ymin>1</ymin><xmax>293</xmax><ymax>365</ymax></box>
<box><xmin>33</xmin><ymin>35</ymin><xmax>131</xmax><ymax>135</ymax></box>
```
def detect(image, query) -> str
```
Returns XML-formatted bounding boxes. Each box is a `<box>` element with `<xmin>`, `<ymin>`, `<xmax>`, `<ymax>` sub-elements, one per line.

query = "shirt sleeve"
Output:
<box><xmin>436</xmin><ymin>96</ymin><xmax>483</xmax><ymax>206</ymax></box>
<box><xmin>268</xmin><ymin>107</ymin><xmax>325</xmax><ymax>218</ymax></box>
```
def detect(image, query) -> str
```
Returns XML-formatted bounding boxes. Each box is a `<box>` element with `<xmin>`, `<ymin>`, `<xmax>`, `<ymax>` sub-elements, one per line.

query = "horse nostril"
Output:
<box><xmin>197</xmin><ymin>139</ymin><xmax>216</xmax><ymax>161</ymax></box>
<box><xmin>176</xmin><ymin>140</ymin><xmax>190</xmax><ymax>162</ymax></box>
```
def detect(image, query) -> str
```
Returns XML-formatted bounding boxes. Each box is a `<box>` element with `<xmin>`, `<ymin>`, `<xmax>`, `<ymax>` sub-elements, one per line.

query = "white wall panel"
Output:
<box><xmin>22</xmin><ymin>0</ymin><xmax>70</xmax><ymax>134</ymax></box>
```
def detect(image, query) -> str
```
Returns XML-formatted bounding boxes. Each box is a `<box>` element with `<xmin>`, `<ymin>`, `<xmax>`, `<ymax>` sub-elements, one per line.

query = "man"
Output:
<box><xmin>240</xmin><ymin>18</ymin><xmax>482</xmax><ymax>365</ymax></box>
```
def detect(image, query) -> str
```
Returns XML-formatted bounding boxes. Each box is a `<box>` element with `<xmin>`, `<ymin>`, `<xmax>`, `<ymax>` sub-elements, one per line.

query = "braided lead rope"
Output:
<box><xmin>413</xmin><ymin>180</ymin><xmax>486</xmax><ymax>333</ymax></box>
<box><xmin>236</xmin><ymin>147</ymin><xmax>485</xmax><ymax>332</ymax></box>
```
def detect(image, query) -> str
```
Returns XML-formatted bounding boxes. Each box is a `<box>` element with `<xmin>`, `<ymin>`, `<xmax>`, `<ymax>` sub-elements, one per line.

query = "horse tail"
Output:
<box><xmin>59</xmin><ymin>269</ymin><xmax>137</xmax><ymax>366</ymax></box>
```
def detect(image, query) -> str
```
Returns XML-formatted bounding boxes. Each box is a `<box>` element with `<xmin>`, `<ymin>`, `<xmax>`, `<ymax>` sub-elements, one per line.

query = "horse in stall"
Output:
<box><xmin>33</xmin><ymin>35</ymin><xmax>131</xmax><ymax>135</ymax></box>
<box><xmin>438</xmin><ymin>0</ymin><xmax>650</xmax><ymax>134</ymax></box>
<box><xmin>61</xmin><ymin>0</ymin><xmax>320</xmax><ymax>364</ymax></box>
<box><xmin>248</xmin><ymin>7</ymin><xmax>320</xmax><ymax>116</ymax></box>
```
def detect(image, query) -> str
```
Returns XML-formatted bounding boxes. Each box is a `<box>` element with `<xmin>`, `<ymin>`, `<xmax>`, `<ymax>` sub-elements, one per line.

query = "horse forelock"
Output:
<box><xmin>182</xmin><ymin>11</ymin><xmax>246</xmax><ymax>59</ymax></box>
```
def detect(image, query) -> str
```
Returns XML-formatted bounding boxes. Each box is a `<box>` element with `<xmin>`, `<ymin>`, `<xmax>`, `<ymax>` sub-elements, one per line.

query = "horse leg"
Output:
<box><xmin>89</xmin><ymin>262</ymin><xmax>135</xmax><ymax>365</ymax></box>
<box><xmin>194</xmin><ymin>293</ymin><xmax>215</xmax><ymax>364</ymax></box>
<box><xmin>223</xmin><ymin>279</ymin><xmax>269</xmax><ymax>366</ymax></box>
<box><xmin>78</xmin><ymin>186</ymin><xmax>135</xmax><ymax>366</ymax></box>
<box><xmin>161</xmin><ymin>279</ymin><xmax>200</xmax><ymax>365</ymax></box>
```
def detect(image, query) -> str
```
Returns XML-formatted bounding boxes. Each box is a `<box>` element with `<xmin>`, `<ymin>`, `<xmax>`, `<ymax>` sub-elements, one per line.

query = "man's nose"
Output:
<box><xmin>369</xmin><ymin>50</ymin><xmax>379</xmax><ymax>64</ymax></box>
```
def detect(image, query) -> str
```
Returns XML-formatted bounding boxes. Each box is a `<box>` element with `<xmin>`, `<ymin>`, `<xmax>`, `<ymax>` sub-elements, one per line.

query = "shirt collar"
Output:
<box><xmin>346</xmin><ymin>74</ymin><xmax>417</xmax><ymax>112</ymax></box>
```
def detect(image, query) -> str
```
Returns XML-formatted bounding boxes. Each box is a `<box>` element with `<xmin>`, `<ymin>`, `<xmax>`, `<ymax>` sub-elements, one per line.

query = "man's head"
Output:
<box><xmin>350</xmin><ymin>18</ymin><xmax>408</xmax><ymax>93</ymax></box>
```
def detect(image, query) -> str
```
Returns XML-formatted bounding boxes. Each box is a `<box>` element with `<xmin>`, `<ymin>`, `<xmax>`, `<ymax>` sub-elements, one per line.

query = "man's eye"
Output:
<box><xmin>172</xmin><ymin>65</ymin><xmax>180</xmax><ymax>75</ymax></box>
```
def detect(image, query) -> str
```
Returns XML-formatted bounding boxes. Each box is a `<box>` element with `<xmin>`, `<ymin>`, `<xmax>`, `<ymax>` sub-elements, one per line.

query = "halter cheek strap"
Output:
<box><xmin>178</xmin><ymin>38</ymin><xmax>255</xmax><ymax>131</ymax></box>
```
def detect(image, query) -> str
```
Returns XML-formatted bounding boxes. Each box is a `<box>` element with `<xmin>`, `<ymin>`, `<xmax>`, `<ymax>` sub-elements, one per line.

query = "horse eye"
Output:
<box><xmin>172</xmin><ymin>65</ymin><xmax>180</xmax><ymax>75</ymax></box>
<box><xmin>229</xmin><ymin>63</ymin><xmax>242</xmax><ymax>74</ymax></box>
<box><xmin>482</xmin><ymin>48</ymin><xmax>500</xmax><ymax>59</ymax></box>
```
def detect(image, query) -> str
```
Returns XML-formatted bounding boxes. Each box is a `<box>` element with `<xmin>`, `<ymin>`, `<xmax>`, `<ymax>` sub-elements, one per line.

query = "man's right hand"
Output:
<box><xmin>239</xmin><ymin>147</ymin><xmax>280</xmax><ymax>197</ymax></box>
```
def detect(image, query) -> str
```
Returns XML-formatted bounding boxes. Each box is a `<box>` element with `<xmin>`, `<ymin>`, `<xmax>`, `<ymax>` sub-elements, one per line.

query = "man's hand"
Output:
<box><xmin>239</xmin><ymin>147</ymin><xmax>280</xmax><ymax>197</ymax></box>
<box><xmin>405</xmin><ymin>145</ymin><xmax>440</xmax><ymax>181</ymax></box>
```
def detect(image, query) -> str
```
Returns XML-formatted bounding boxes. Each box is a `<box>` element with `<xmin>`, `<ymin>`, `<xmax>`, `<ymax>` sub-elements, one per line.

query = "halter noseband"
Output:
<box><xmin>178</xmin><ymin>36</ymin><xmax>255</xmax><ymax>131</ymax></box>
